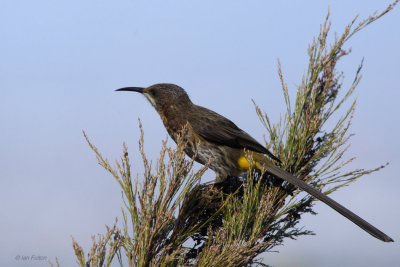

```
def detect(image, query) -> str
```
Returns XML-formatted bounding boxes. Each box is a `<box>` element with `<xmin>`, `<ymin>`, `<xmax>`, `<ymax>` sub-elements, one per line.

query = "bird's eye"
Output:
<box><xmin>150</xmin><ymin>90</ymin><xmax>156</xmax><ymax>96</ymax></box>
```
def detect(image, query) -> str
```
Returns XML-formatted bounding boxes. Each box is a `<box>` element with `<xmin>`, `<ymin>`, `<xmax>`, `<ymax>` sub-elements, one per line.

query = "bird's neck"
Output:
<box><xmin>157</xmin><ymin>102</ymin><xmax>192</xmax><ymax>140</ymax></box>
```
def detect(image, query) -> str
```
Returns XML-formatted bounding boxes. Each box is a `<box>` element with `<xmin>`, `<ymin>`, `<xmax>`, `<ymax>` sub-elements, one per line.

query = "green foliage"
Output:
<box><xmin>75</xmin><ymin>122</ymin><xmax>208</xmax><ymax>266</ymax></box>
<box><xmin>71</xmin><ymin>2</ymin><xmax>398</xmax><ymax>266</ymax></box>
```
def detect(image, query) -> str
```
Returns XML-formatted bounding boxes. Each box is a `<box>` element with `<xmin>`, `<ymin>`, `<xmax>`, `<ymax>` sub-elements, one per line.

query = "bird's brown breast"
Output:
<box><xmin>156</xmin><ymin>103</ymin><xmax>271</xmax><ymax>181</ymax></box>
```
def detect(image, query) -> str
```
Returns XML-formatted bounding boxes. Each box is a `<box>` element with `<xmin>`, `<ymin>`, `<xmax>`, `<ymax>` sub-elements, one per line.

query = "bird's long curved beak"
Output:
<box><xmin>115</xmin><ymin>87</ymin><xmax>145</xmax><ymax>93</ymax></box>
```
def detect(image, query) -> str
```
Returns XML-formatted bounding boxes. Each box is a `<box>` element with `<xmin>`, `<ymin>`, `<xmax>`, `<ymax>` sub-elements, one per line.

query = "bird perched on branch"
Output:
<box><xmin>116</xmin><ymin>83</ymin><xmax>393</xmax><ymax>243</ymax></box>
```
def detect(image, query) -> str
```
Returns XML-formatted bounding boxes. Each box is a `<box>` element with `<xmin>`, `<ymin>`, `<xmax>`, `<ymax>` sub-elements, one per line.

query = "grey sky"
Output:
<box><xmin>0</xmin><ymin>1</ymin><xmax>399</xmax><ymax>266</ymax></box>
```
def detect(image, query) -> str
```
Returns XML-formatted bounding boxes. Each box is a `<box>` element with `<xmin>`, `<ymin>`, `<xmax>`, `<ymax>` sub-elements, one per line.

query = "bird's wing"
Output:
<box><xmin>189</xmin><ymin>106</ymin><xmax>281</xmax><ymax>162</ymax></box>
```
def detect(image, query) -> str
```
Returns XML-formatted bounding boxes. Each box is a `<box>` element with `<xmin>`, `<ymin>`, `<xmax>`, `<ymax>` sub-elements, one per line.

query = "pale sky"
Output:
<box><xmin>1</xmin><ymin>1</ymin><xmax>399</xmax><ymax>266</ymax></box>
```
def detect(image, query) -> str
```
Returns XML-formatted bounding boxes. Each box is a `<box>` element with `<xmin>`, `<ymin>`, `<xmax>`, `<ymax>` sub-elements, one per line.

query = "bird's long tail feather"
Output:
<box><xmin>264</xmin><ymin>165</ymin><xmax>393</xmax><ymax>242</ymax></box>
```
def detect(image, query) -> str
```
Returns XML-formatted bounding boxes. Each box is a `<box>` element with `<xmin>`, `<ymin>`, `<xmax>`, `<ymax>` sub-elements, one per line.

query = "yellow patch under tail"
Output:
<box><xmin>237</xmin><ymin>151</ymin><xmax>274</xmax><ymax>172</ymax></box>
<box><xmin>238</xmin><ymin>156</ymin><xmax>251</xmax><ymax>170</ymax></box>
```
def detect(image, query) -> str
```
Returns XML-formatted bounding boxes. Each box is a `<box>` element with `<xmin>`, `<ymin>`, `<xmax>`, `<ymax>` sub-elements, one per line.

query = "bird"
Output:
<box><xmin>116</xmin><ymin>83</ymin><xmax>393</xmax><ymax>243</ymax></box>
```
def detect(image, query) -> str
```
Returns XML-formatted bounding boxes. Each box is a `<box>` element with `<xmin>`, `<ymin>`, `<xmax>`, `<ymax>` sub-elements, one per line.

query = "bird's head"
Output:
<box><xmin>116</xmin><ymin>83</ymin><xmax>192</xmax><ymax>111</ymax></box>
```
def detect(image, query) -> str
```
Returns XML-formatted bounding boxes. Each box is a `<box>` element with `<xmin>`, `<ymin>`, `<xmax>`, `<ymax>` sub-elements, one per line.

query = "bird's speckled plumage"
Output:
<box><xmin>137</xmin><ymin>83</ymin><xmax>279</xmax><ymax>181</ymax></box>
<box><xmin>116</xmin><ymin>83</ymin><xmax>393</xmax><ymax>242</ymax></box>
